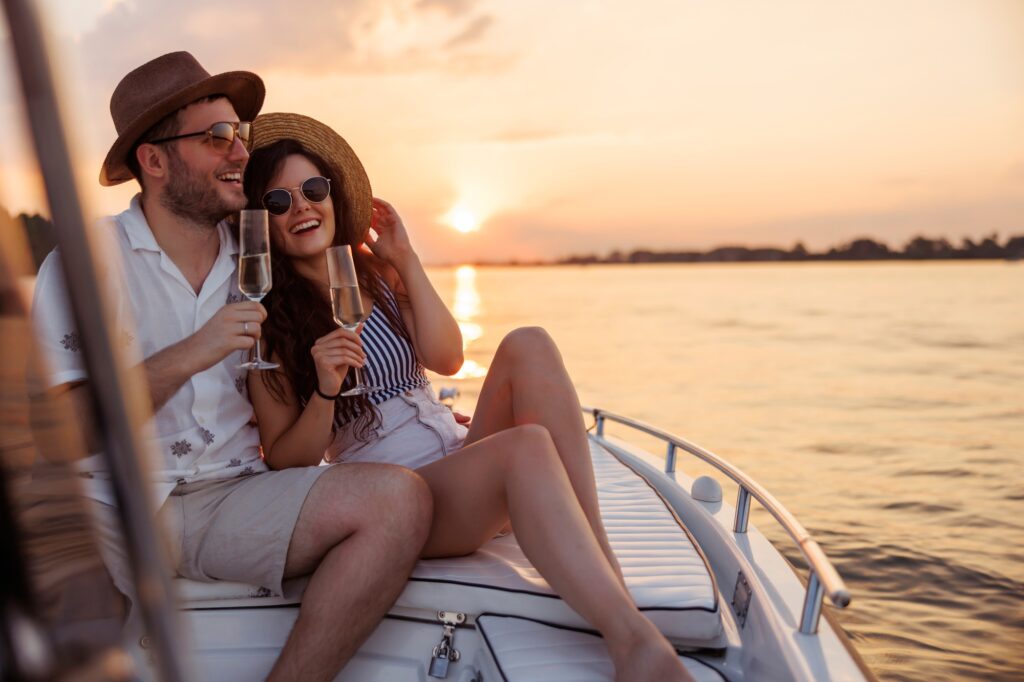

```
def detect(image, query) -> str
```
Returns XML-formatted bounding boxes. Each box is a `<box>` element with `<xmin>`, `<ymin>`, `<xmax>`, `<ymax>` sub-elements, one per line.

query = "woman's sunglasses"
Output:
<box><xmin>261</xmin><ymin>176</ymin><xmax>332</xmax><ymax>216</ymax></box>
<box><xmin>150</xmin><ymin>121</ymin><xmax>252</xmax><ymax>153</ymax></box>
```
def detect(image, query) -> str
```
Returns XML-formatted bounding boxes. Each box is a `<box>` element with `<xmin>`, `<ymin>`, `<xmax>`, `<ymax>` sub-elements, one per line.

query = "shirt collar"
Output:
<box><xmin>217</xmin><ymin>219</ymin><xmax>240</xmax><ymax>257</ymax></box>
<box><xmin>120</xmin><ymin>194</ymin><xmax>160</xmax><ymax>253</ymax></box>
<box><xmin>120</xmin><ymin>193</ymin><xmax>239</xmax><ymax>257</ymax></box>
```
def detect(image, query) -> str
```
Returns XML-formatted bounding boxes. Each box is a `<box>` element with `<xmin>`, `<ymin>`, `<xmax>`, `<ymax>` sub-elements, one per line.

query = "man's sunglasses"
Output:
<box><xmin>149</xmin><ymin>121</ymin><xmax>252</xmax><ymax>152</ymax></box>
<box><xmin>262</xmin><ymin>176</ymin><xmax>332</xmax><ymax>216</ymax></box>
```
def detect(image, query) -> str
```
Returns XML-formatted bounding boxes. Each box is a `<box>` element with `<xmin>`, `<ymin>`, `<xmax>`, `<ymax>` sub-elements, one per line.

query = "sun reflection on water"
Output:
<box><xmin>452</xmin><ymin>265</ymin><xmax>488</xmax><ymax>380</ymax></box>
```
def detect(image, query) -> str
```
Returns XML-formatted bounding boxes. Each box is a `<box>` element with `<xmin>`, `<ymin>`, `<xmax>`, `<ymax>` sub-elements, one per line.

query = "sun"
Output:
<box><xmin>442</xmin><ymin>203</ymin><xmax>480</xmax><ymax>234</ymax></box>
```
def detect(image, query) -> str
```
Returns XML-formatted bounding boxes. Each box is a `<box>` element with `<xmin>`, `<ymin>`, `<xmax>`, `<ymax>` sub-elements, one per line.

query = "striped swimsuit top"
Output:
<box><xmin>336</xmin><ymin>279</ymin><xmax>430</xmax><ymax>424</ymax></box>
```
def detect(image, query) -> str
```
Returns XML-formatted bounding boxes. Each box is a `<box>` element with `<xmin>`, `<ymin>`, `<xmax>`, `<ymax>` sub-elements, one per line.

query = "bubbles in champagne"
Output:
<box><xmin>331</xmin><ymin>285</ymin><xmax>365</xmax><ymax>328</ymax></box>
<box><xmin>238</xmin><ymin>253</ymin><xmax>271</xmax><ymax>300</ymax></box>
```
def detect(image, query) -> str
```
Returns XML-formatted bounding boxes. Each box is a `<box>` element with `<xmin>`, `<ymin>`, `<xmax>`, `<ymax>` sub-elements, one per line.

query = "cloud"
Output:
<box><xmin>43</xmin><ymin>0</ymin><xmax>511</xmax><ymax>169</ymax></box>
<box><xmin>878</xmin><ymin>175</ymin><xmax>923</xmax><ymax>188</ymax></box>
<box><xmin>485</xmin><ymin>128</ymin><xmax>568</xmax><ymax>144</ymax></box>
<box><xmin>416</xmin><ymin>0</ymin><xmax>478</xmax><ymax>16</ymax></box>
<box><xmin>73</xmin><ymin>0</ymin><xmax>499</xmax><ymax>87</ymax></box>
<box><xmin>445</xmin><ymin>15</ymin><xmax>492</xmax><ymax>48</ymax></box>
<box><xmin>474</xmin><ymin>128</ymin><xmax>637</xmax><ymax>146</ymax></box>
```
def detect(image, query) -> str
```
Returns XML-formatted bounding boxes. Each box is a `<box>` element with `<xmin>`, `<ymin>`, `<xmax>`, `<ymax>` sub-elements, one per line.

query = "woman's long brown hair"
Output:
<box><xmin>243</xmin><ymin>139</ymin><xmax>413</xmax><ymax>442</ymax></box>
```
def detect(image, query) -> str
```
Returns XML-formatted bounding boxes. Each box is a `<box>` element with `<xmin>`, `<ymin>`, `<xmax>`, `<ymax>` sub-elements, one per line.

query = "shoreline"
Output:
<box><xmin>425</xmin><ymin>257</ymin><xmax>1023</xmax><ymax>268</ymax></box>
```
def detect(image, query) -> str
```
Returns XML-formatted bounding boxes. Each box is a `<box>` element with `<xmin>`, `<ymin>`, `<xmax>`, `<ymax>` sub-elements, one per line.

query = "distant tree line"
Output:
<box><xmin>558</xmin><ymin>234</ymin><xmax>1024</xmax><ymax>265</ymax></box>
<box><xmin>9</xmin><ymin>207</ymin><xmax>1024</xmax><ymax>269</ymax></box>
<box><xmin>19</xmin><ymin>212</ymin><xmax>58</xmax><ymax>270</ymax></box>
<box><xmin>0</xmin><ymin>207</ymin><xmax>58</xmax><ymax>271</ymax></box>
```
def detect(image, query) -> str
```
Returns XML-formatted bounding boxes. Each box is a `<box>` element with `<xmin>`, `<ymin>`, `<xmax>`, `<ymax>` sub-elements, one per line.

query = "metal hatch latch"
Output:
<box><xmin>732</xmin><ymin>571</ymin><xmax>752</xmax><ymax>629</ymax></box>
<box><xmin>428</xmin><ymin>610</ymin><xmax>466</xmax><ymax>678</ymax></box>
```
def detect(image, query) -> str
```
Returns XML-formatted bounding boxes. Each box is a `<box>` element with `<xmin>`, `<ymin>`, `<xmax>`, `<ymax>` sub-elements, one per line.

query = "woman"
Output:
<box><xmin>243</xmin><ymin>113</ymin><xmax>693</xmax><ymax>682</ymax></box>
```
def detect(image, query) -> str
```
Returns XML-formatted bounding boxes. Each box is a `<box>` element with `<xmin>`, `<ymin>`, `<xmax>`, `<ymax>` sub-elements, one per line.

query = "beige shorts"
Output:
<box><xmin>164</xmin><ymin>466</ymin><xmax>329</xmax><ymax>595</ymax></box>
<box><xmin>91</xmin><ymin>466</ymin><xmax>329</xmax><ymax>600</ymax></box>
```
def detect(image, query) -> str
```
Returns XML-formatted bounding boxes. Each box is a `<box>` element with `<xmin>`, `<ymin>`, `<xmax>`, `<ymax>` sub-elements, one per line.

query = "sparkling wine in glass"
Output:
<box><xmin>326</xmin><ymin>245</ymin><xmax>373</xmax><ymax>396</ymax></box>
<box><xmin>238</xmin><ymin>209</ymin><xmax>279</xmax><ymax>370</ymax></box>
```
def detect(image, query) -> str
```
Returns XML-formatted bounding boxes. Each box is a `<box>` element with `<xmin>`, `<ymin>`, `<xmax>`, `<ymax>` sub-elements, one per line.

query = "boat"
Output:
<box><xmin>170</xmin><ymin>406</ymin><xmax>874</xmax><ymax>681</ymax></box>
<box><xmin>0</xmin><ymin>2</ymin><xmax>875</xmax><ymax>680</ymax></box>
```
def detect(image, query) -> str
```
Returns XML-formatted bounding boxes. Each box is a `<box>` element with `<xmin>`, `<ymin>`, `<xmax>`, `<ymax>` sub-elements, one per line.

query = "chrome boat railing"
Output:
<box><xmin>583</xmin><ymin>406</ymin><xmax>850</xmax><ymax>635</ymax></box>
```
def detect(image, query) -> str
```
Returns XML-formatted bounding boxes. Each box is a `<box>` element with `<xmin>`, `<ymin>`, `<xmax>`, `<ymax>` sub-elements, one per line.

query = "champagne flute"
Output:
<box><xmin>238</xmin><ymin>209</ymin><xmax>279</xmax><ymax>370</ymax></box>
<box><xmin>326</xmin><ymin>245</ymin><xmax>373</xmax><ymax>396</ymax></box>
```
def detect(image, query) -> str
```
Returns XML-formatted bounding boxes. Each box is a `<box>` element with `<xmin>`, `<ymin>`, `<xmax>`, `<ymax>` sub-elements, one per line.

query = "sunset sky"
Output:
<box><xmin>1</xmin><ymin>0</ymin><xmax>1022</xmax><ymax>264</ymax></box>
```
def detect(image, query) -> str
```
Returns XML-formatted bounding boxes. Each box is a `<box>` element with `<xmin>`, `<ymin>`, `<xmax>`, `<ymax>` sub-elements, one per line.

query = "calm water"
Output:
<box><xmin>424</xmin><ymin>262</ymin><xmax>1024</xmax><ymax>682</ymax></box>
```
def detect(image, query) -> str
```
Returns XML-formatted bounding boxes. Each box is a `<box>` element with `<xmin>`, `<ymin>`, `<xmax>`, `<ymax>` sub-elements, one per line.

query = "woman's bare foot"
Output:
<box><xmin>607</xmin><ymin>622</ymin><xmax>695</xmax><ymax>682</ymax></box>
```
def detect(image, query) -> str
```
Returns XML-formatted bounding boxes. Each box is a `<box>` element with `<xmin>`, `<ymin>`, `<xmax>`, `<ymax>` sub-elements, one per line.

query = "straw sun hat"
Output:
<box><xmin>249</xmin><ymin>112</ymin><xmax>373</xmax><ymax>237</ymax></box>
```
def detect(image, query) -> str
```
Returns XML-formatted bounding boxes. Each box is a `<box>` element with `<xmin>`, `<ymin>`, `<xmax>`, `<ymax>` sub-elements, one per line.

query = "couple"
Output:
<box><xmin>33</xmin><ymin>52</ymin><xmax>692</xmax><ymax>681</ymax></box>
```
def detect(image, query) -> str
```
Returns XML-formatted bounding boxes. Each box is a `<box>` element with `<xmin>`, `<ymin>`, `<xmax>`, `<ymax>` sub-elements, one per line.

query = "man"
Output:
<box><xmin>32</xmin><ymin>51</ymin><xmax>432</xmax><ymax>681</ymax></box>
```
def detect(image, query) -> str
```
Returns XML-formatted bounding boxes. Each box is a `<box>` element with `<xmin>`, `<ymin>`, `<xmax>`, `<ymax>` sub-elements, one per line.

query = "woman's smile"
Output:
<box><xmin>289</xmin><ymin>217</ymin><xmax>322</xmax><ymax>235</ymax></box>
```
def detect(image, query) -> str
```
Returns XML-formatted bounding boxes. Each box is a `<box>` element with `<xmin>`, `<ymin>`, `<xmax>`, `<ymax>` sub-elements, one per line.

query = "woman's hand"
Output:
<box><xmin>311</xmin><ymin>326</ymin><xmax>366</xmax><ymax>397</ymax></box>
<box><xmin>366</xmin><ymin>198</ymin><xmax>416</xmax><ymax>267</ymax></box>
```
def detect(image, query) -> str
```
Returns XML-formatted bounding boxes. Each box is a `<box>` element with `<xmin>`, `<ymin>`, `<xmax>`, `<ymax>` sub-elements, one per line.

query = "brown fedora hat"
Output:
<box><xmin>250</xmin><ymin>113</ymin><xmax>372</xmax><ymax>238</ymax></box>
<box><xmin>100</xmin><ymin>51</ymin><xmax>265</xmax><ymax>186</ymax></box>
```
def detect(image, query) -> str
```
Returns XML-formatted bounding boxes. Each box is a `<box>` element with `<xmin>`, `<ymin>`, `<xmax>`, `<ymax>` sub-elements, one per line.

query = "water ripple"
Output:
<box><xmin>895</xmin><ymin>467</ymin><xmax>987</xmax><ymax>478</ymax></box>
<box><xmin>879</xmin><ymin>501</ymin><xmax>957</xmax><ymax>514</ymax></box>
<box><xmin>801</xmin><ymin>441</ymin><xmax>902</xmax><ymax>457</ymax></box>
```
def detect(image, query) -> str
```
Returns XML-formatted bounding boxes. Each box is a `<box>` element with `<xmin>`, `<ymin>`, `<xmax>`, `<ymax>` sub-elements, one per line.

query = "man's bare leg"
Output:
<box><xmin>463</xmin><ymin>327</ymin><xmax>624</xmax><ymax>584</ymax></box>
<box><xmin>266</xmin><ymin>463</ymin><xmax>432</xmax><ymax>682</ymax></box>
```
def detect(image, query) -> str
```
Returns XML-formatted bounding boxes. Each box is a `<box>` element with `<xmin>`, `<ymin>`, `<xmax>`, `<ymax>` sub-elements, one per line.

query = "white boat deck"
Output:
<box><xmin>170</xmin><ymin>435</ymin><xmax>868</xmax><ymax>681</ymax></box>
<box><xmin>177</xmin><ymin>441</ymin><xmax>724</xmax><ymax>644</ymax></box>
<box><xmin>477</xmin><ymin>615</ymin><xmax>726</xmax><ymax>681</ymax></box>
<box><xmin>174</xmin><ymin>438</ymin><xmax>730</xmax><ymax>679</ymax></box>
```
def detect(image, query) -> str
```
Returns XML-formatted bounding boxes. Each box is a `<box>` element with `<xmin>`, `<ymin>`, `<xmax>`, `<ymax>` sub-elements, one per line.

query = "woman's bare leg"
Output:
<box><xmin>463</xmin><ymin>327</ymin><xmax>623</xmax><ymax>583</ymax></box>
<box><xmin>417</xmin><ymin>425</ymin><xmax>692</xmax><ymax>682</ymax></box>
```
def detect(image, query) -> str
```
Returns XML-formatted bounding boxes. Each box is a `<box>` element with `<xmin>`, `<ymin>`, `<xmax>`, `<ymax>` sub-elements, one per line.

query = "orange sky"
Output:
<box><xmin>1</xmin><ymin>0</ymin><xmax>1022</xmax><ymax>263</ymax></box>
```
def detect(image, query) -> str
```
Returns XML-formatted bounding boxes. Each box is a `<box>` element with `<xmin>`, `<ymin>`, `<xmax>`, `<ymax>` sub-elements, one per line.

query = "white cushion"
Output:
<box><xmin>174</xmin><ymin>577</ymin><xmax>307</xmax><ymax>606</ymax></box>
<box><xmin>398</xmin><ymin>439</ymin><xmax>721</xmax><ymax>643</ymax></box>
<box><xmin>176</xmin><ymin>438</ymin><xmax>722</xmax><ymax>644</ymax></box>
<box><xmin>476</xmin><ymin>614</ymin><xmax>726</xmax><ymax>682</ymax></box>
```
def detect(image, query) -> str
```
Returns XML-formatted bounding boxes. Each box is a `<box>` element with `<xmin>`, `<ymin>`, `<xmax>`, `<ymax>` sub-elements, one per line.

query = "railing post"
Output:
<box><xmin>799</xmin><ymin>570</ymin><xmax>825</xmax><ymax>634</ymax></box>
<box><xmin>733</xmin><ymin>485</ymin><xmax>751</xmax><ymax>533</ymax></box>
<box><xmin>579</xmin><ymin>405</ymin><xmax>850</xmax><ymax>631</ymax></box>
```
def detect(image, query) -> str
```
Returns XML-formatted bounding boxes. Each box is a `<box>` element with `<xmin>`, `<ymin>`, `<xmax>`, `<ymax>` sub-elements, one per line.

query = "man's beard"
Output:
<box><xmin>160</xmin><ymin>150</ymin><xmax>245</xmax><ymax>227</ymax></box>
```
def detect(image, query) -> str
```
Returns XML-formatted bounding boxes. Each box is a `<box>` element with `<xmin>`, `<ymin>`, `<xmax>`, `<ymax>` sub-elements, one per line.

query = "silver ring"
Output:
<box><xmin>243</xmin><ymin>321</ymin><xmax>250</xmax><ymax>336</ymax></box>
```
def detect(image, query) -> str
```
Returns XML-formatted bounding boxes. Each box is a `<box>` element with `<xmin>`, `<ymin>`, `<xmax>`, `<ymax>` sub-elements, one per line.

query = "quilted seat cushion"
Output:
<box><xmin>176</xmin><ymin>439</ymin><xmax>722</xmax><ymax>644</ymax></box>
<box><xmin>477</xmin><ymin>614</ymin><xmax>726</xmax><ymax>681</ymax></box>
<box><xmin>397</xmin><ymin>439</ymin><xmax>721</xmax><ymax>643</ymax></box>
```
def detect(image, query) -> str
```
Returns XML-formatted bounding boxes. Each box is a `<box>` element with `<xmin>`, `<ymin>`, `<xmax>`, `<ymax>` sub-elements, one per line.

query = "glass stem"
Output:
<box><xmin>352</xmin><ymin>365</ymin><xmax>365</xmax><ymax>388</ymax></box>
<box><xmin>254</xmin><ymin>337</ymin><xmax>263</xmax><ymax>363</ymax></box>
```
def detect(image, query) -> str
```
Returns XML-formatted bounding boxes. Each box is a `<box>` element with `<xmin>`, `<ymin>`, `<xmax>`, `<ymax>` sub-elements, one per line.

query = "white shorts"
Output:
<box><xmin>327</xmin><ymin>385</ymin><xmax>468</xmax><ymax>470</ymax></box>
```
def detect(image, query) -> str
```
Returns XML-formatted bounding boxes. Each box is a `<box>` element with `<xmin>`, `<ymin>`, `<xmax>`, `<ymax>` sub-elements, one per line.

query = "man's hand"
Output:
<box><xmin>186</xmin><ymin>301</ymin><xmax>267</xmax><ymax>373</ymax></box>
<box><xmin>141</xmin><ymin>301</ymin><xmax>267</xmax><ymax>412</ymax></box>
